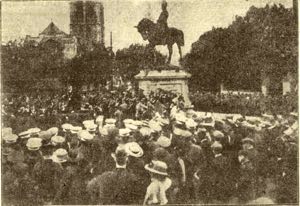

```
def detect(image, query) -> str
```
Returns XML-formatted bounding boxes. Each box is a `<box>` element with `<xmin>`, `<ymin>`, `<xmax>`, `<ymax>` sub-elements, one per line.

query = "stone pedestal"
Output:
<box><xmin>135</xmin><ymin>67</ymin><xmax>192</xmax><ymax>106</ymax></box>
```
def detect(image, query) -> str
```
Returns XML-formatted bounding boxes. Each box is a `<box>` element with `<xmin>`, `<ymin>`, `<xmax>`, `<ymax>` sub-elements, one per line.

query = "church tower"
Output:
<box><xmin>70</xmin><ymin>0</ymin><xmax>104</xmax><ymax>49</ymax></box>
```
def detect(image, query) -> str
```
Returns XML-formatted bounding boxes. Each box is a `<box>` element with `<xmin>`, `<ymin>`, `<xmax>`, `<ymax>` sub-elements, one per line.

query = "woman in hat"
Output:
<box><xmin>144</xmin><ymin>160</ymin><xmax>172</xmax><ymax>205</ymax></box>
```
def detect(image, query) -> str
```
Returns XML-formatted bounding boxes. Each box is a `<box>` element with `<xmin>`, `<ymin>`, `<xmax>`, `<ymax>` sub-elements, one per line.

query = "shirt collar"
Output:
<box><xmin>116</xmin><ymin>164</ymin><xmax>126</xmax><ymax>169</ymax></box>
<box><xmin>215</xmin><ymin>153</ymin><xmax>222</xmax><ymax>158</ymax></box>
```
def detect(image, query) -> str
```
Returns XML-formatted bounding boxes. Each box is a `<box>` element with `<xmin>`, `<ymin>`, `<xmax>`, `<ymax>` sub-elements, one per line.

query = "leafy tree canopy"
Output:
<box><xmin>181</xmin><ymin>4</ymin><xmax>297</xmax><ymax>92</ymax></box>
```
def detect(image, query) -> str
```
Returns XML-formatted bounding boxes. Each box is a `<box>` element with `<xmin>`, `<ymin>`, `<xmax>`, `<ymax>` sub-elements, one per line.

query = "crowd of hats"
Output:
<box><xmin>2</xmin><ymin>100</ymin><xmax>298</xmax><ymax>204</ymax></box>
<box><xmin>3</xmin><ymin>109</ymin><xmax>298</xmax><ymax>159</ymax></box>
<box><xmin>3</xmin><ymin>109</ymin><xmax>298</xmax><ymax>163</ymax></box>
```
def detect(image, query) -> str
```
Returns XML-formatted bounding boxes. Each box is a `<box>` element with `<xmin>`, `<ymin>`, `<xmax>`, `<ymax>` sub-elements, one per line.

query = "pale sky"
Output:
<box><xmin>2</xmin><ymin>0</ymin><xmax>293</xmax><ymax>64</ymax></box>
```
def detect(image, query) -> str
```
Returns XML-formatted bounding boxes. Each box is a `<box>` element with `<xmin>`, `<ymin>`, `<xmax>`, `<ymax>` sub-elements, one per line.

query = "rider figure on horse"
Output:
<box><xmin>156</xmin><ymin>0</ymin><xmax>169</xmax><ymax>44</ymax></box>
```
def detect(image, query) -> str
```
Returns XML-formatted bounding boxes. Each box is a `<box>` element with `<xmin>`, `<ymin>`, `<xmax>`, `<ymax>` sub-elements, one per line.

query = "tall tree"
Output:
<box><xmin>181</xmin><ymin>4</ymin><xmax>297</xmax><ymax>93</ymax></box>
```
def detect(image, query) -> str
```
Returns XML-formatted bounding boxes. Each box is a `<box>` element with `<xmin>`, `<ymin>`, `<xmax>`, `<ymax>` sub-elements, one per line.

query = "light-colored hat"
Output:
<box><xmin>38</xmin><ymin>131</ymin><xmax>52</xmax><ymax>141</ymax></box>
<box><xmin>123</xmin><ymin>119</ymin><xmax>134</xmax><ymax>125</ymax></box>
<box><xmin>139</xmin><ymin>127</ymin><xmax>152</xmax><ymax>137</ymax></box>
<box><xmin>18</xmin><ymin>130</ymin><xmax>31</xmax><ymax>139</ymax></box>
<box><xmin>198</xmin><ymin>128</ymin><xmax>207</xmax><ymax>133</ymax></box>
<box><xmin>211</xmin><ymin>141</ymin><xmax>223</xmax><ymax>149</ymax></box>
<box><xmin>62</xmin><ymin>123</ymin><xmax>73</xmax><ymax>131</ymax></box>
<box><xmin>199</xmin><ymin>122</ymin><xmax>215</xmax><ymax>128</ymax></box>
<box><xmin>283</xmin><ymin>128</ymin><xmax>294</xmax><ymax>136</ymax></box>
<box><xmin>85</xmin><ymin>123</ymin><xmax>97</xmax><ymax>132</ymax></box>
<box><xmin>291</xmin><ymin>122</ymin><xmax>298</xmax><ymax>130</ymax></box>
<box><xmin>51</xmin><ymin>135</ymin><xmax>65</xmax><ymax>145</ymax></box>
<box><xmin>141</xmin><ymin>120</ymin><xmax>149</xmax><ymax>127</ymax></box>
<box><xmin>155</xmin><ymin>136</ymin><xmax>171</xmax><ymax>148</ymax></box>
<box><xmin>105</xmin><ymin>118</ymin><xmax>117</xmax><ymax>125</ymax></box>
<box><xmin>145</xmin><ymin>160</ymin><xmax>168</xmax><ymax>176</ymax></box>
<box><xmin>47</xmin><ymin>127</ymin><xmax>58</xmax><ymax>136</ymax></box>
<box><xmin>259</xmin><ymin>121</ymin><xmax>272</xmax><ymax>128</ymax></box>
<box><xmin>52</xmin><ymin>148</ymin><xmax>68</xmax><ymax>163</ymax></box>
<box><xmin>242</xmin><ymin>137</ymin><xmax>255</xmax><ymax>145</ymax></box>
<box><xmin>3</xmin><ymin>127</ymin><xmax>12</xmax><ymax>137</ymax></box>
<box><xmin>181</xmin><ymin>130</ymin><xmax>192</xmax><ymax>138</ymax></box>
<box><xmin>99</xmin><ymin>127</ymin><xmax>109</xmax><ymax>136</ymax></box>
<box><xmin>3</xmin><ymin>134</ymin><xmax>18</xmax><ymax>144</ymax></box>
<box><xmin>70</xmin><ymin>126</ymin><xmax>82</xmax><ymax>134</ymax></box>
<box><xmin>241</xmin><ymin>121</ymin><xmax>256</xmax><ymax>130</ymax></box>
<box><xmin>149</xmin><ymin>122</ymin><xmax>162</xmax><ymax>133</ymax></box>
<box><xmin>262</xmin><ymin>114</ymin><xmax>274</xmax><ymax>120</ymax></box>
<box><xmin>78</xmin><ymin>130</ymin><xmax>94</xmax><ymax>141</ymax></box>
<box><xmin>28</xmin><ymin>128</ymin><xmax>41</xmax><ymax>135</ymax></box>
<box><xmin>26</xmin><ymin>138</ymin><xmax>42</xmax><ymax>151</ymax></box>
<box><xmin>119</xmin><ymin>128</ymin><xmax>131</xmax><ymax>137</ymax></box>
<box><xmin>126</xmin><ymin>124</ymin><xmax>138</xmax><ymax>131</ymax></box>
<box><xmin>186</xmin><ymin>118</ymin><xmax>197</xmax><ymax>129</ymax></box>
<box><xmin>175</xmin><ymin>114</ymin><xmax>187</xmax><ymax>125</ymax></box>
<box><xmin>173</xmin><ymin>128</ymin><xmax>183</xmax><ymax>136</ymax></box>
<box><xmin>83</xmin><ymin>120</ymin><xmax>94</xmax><ymax>126</ymax></box>
<box><xmin>132</xmin><ymin>120</ymin><xmax>143</xmax><ymax>127</ymax></box>
<box><xmin>233</xmin><ymin>114</ymin><xmax>243</xmax><ymax>122</ymax></box>
<box><xmin>226</xmin><ymin>114</ymin><xmax>234</xmax><ymax>119</ymax></box>
<box><xmin>125</xmin><ymin>142</ymin><xmax>144</xmax><ymax>157</ymax></box>
<box><xmin>290</xmin><ymin>112</ymin><xmax>298</xmax><ymax>117</ymax></box>
<box><xmin>157</xmin><ymin>118</ymin><xmax>170</xmax><ymax>126</ymax></box>
<box><xmin>212</xmin><ymin>130</ymin><xmax>224</xmax><ymax>139</ymax></box>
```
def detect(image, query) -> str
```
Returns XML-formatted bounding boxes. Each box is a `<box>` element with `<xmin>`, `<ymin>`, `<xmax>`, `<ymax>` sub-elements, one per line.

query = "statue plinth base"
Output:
<box><xmin>135</xmin><ymin>65</ymin><xmax>192</xmax><ymax>107</ymax></box>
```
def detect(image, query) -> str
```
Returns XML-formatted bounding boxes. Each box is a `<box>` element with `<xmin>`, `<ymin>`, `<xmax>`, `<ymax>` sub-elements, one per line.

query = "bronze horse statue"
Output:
<box><xmin>135</xmin><ymin>18</ymin><xmax>184</xmax><ymax>64</ymax></box>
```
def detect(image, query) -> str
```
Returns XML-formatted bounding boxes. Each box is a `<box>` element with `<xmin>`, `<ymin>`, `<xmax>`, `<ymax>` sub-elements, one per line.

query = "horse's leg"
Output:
<box><xmin>167</xmin><ymin>44</ymin><xmax>173</xmax><ymax>64</ymax></box>
<box><xmin>177</xmin><ymin>43</ymin><xmax>182</xmax><ymax>61</ymax></box>
<box><xmin>152</xmin><ymin>45</ymin><xmax>157</xmax><ymax>64</ymax></box>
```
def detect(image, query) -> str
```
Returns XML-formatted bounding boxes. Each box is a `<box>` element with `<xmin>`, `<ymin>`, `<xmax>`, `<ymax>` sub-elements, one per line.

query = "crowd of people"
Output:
<box><xmin>2</xmin><ymin>88</ymin><xmax>179</xmax><ymax>133</ymax></box>
<box><xmin>3</xmin><ymin>89</ymin><xmax>297</xmax><ymax>134</ymax></box>
<box><xmin>2</xmin><ymin>87</ymin><xmax>298</xmax><ymax>205</ymax></box>
<box><xmin>190</xmin><ymin>91</ymin><xmax>298</xmax><ymax>116</ymax></box>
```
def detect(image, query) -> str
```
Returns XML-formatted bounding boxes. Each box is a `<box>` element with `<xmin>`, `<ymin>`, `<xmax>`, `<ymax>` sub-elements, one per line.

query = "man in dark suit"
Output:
<box><xmin>87</xmin><ymin>146</ymin><xmax>140</xmax><ymax>205</ymax></box>
<box><xmin>32</xmin><ymin>144</ymin><xmax>62</xmax><ymax>204</ymax></box>
<box><xmin>210</xmin><ymin>141</ymin><xmax>230</xmax><ymax>203</ymax></box>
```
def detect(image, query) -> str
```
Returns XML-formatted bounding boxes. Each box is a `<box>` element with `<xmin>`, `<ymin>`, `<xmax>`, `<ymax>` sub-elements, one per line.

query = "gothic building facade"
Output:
<box><xmin>70</xmin><ymin>0</ymin><xmax>105</xmax><ymax>49</ymax></box>
<box><xmin>24</xmin><ymin>0</ymin><xmax>105</xmax><ymax>59</ymax></box>
<box><xmin>25</xmin><ymin>22</ymin><xmax>78</xmax><ymax>59</ymax></box>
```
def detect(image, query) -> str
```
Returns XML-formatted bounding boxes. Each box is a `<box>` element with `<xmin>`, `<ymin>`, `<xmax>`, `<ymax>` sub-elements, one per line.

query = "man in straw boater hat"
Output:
<box><xmin>32</xmin><ymin>143</ymin><xmax>61</xmax><ymax>205</ymax></box>
<box><xmin>52</xmin><ymin>148</ymin><xmax>89</xmax><ymax>205</ymax></box>
<box><xmin>144</xmin><ymin>160</ymin><xmax>172</xmax><ymax>205</ymax></box>
<box><xmin>87</xmin><ymin>145</ymin><xmax>139</xmax><ymax>205</ymax></box>
<box><xmin>51</xmin><ymin>148</ymin><xmax>74</xmax><ymax>204</ymax></box>
<box><xmin>2</xmin><ymin>132</ymin><xmax>25</xmax><ymax>164</ymax></box>
<box><xmin>124</xmin><ymin>141</ymin><xmax>149</xmax><ymax>203</ymax></box>
<box><xmin>24</xmin><ymin>137</ymin><xmax>43</xmax><ymax>174</ymax></box>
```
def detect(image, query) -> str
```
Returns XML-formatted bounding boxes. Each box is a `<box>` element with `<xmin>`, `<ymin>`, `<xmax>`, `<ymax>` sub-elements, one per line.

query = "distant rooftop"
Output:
<box><xmin>40</xmin><ymin>22</ymin><xmax>67</xmax><ymax>36</ymax></box>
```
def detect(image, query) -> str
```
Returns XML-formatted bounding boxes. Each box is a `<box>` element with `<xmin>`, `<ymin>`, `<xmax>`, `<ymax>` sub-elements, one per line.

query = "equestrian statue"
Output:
<box><xmin>135</xmin><ymin>0</ymin><xmax>184</xmax><ymax>64</ymax></box>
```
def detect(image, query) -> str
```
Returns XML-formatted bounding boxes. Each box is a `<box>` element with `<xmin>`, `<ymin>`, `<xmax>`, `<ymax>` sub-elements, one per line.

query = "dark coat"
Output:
<box><xmin>53</xmin><ymin>162</ymin><xmax>89</xmax><ymax>205</ymax></box>
<box><xmin>87</xmin><ymin>168</ymin><xmax>140</xmax><ymax>205</ymax></box>
<box><xmin>32</xmin><ymin>158</ymin><xmax>63</xmax><ymax>201</ymax></box>
<box><xmin>211</xmin><ymin>154</ymin><xmax>231</xmax><ymax>202</ymax></box>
